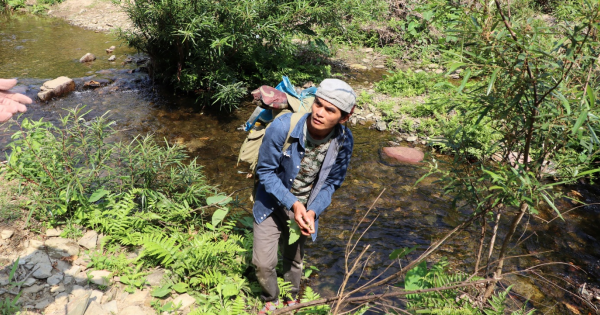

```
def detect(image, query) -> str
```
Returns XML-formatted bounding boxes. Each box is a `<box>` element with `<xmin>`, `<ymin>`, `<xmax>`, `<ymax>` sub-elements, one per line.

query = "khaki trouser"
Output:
<box><xmin>253</xmin><ymin>207</ymin><xmax>307</xmax><ymax>302</ymax></box>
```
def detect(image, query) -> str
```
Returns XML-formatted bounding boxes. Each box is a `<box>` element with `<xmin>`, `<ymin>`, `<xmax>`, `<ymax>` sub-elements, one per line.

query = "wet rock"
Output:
<box><xmin>47</xmin><ymin>273</ymin><xmax>64</xmax><ymax>286</ymax></box>
<box><xmin>79</xmin><ymin>53</ymin><xmax>96</xmax><ymax>63</ymax></box>
<box><xmin>89</xmin><ymin>270</ymin><xmax>112</xmax><ymax>286</ymax></box>
<box><xmin>375</xmin><ymin>121</ymin><xmax>387</xmax><ymax>131</ymax></box>
<box><xmin>382</xmin><ymin>147</ymin><xmax>425</xmax><ymax>163</ymax></box>
<box><xmin>45</xmin><ymin>237</ymin><xmax>80</xmax><ymax>259</ymax></box>
<box><xmin>108</xmin><ymin>55</ymin><xmax>116</xmax><ymax>61</ymax></box>
<box><xmin>32</xmin><ymin>263</ymin><xmax>53</xmax><ymax>279</ymax></box>
<box><xmin>46</xmin><ymin>228</ymin><xmax>62</xmax><ymax>237</ymax></box>
<box><xmin>1</xmin><ymin>230</ymin><xmax>14</xmax><ymax>239</ymax></box>
<box><xmin>349</xmin><ymin>64</ymin><xmax>367</xmax><ymax>70</ymax></box>
<box><xmin>84</xmin><ymin>301</ymin><xmax>108</xmax><ymax>315</ymax></box>
<box><xmin>38</xmin><ymin>77</ymin><xmax>76</xmax><ymax>102</ymax></box>
<box><xmin>78</xmin><ymin>230</ymin><xmax>98</xmax><ymax>250</ymax></box>
<box><xmin>173</xmin><ymin>293</ymin><xmax>196</xmax><ymax>310</ymax></box>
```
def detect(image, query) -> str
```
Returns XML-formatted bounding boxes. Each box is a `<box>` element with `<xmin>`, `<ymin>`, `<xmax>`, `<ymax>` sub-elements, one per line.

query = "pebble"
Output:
<box><xmin>50</xmin><ymin>283</ymin><xmax>65</xmax><ymax>294</ymax></box>
<box><xmin>32</xmin><ymin>263</ymin><xmax>53</xmax><ymax>279</ymax></box>
<box><xmin>47</xmin><ymin>273</ymin><xmax>64</xmax><ymax>286</ymax></box>
<box><xmin>22</xmin><ymin>278</ymin><xmax>36</xmax><ymax>287</ymax></box>
<box><xmin>78</xmin><ymin>230</ymin><xmax>98</xmax><ymax>250</ymax></box>
<box><xmin>89</xmin><ymin>270</ymin><xmax>112</xmax><ymax>286</ymax></box>
<box><xmin>46</xmin><ymin>228</ymin><xmax>62</xmax><ymax>237</ymax></box>
<box><xmin>375</xmin><ymin>121</ymin><xmax>387</xmax><ymax>131</ymax></box>
<box><xmin>406</xmin><ymin>136</ymin><xmax>418</xmax><ymax>142</ymax></box>
<box><xmin>1</xmin><ymin>230</ymin><xmax>14</xmax><ymax>239</ymax></box>
<box><xmin>22</xmin><ymin>284</ymin><xmax>45</xmax><ymax>294</ymax></box>
<box><xmin>108</xmin><ymin>55</ymin><xmax>116</xmax><ymax>61</ymax></box>
<box><xmin>0</xmin><ymin>274</ymin><xmax>9</xmax><ymax>286</ymax></box>
<box><xmin>35</xmin><ymin>298</ymin><xmax>52</xmax><ymax>310</ymax></box>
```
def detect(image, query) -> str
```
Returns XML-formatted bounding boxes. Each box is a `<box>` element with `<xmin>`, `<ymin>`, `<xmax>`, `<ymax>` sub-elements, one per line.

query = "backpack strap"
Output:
<box><xmin>282</xmin><ymin>113</ymin><xmax>304</xmax><ymax>153</ymax></box>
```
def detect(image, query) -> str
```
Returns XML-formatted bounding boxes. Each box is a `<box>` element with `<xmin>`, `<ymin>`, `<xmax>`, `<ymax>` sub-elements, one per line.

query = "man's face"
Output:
<box><xmin>309</xmin><ymin>97</ymin><xmax>350</xmax><ymax>135</ymax></box>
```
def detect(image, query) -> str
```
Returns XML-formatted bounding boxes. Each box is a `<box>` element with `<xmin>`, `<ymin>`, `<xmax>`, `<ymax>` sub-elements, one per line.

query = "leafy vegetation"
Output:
<box><xmin>119</xmin><ymin>0</ymin><xmax>338</xmax><ymax>108</ymax></box>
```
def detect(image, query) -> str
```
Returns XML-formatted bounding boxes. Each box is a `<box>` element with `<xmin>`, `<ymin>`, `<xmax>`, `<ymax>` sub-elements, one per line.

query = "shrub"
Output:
<box><xmin>119</xmin><ymin>0</ymin><xmax>338</xmax><ymax>107</ymax></box>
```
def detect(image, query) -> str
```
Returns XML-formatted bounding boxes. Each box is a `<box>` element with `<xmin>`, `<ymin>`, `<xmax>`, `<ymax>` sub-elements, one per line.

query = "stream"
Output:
<box><xmin>2</xmin><ymin>13</ymin><xmax>600</xmax><ymax>314</ymax></box>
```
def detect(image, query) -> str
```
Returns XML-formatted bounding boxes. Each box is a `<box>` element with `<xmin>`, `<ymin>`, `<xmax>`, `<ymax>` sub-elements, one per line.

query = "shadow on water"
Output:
<box><xmin>1</xmin><ymin>14</ymin><xmax>600</xmax><ymax>314</ymax></box>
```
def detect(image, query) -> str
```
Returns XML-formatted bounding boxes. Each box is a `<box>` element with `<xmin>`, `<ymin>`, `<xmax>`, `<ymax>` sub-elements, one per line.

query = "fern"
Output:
<box><xmin>139</xmin><ymin>234</ymin><xmax>182</xmax><ymax>267</ymax></box>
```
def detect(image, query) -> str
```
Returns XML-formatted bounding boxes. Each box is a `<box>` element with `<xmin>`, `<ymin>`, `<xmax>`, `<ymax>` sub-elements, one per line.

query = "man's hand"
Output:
<box><xmin>0</xmin><ymin>79</ymin><xmax>31</xmax><ymax>122</ymax></box>
<box><xmin>292</xmin><ymin>201</ymin><xmax>316</xmax><ymax>236</ymax></box>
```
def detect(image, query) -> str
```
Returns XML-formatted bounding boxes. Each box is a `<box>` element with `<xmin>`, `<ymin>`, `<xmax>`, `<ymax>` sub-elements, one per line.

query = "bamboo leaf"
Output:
<box><xmin>541</xmin><ymin>193</ymin><xmax>563</xmax><ymax>221</ymax></box>
<box><xmin>554</xmin><ymin>92</ymin><xmax>571</xmax><ymax>115</ymax></box>
<box><xmin>457</xmin><ymin>69</ymin><xmax>471</xmax><ymax>93</ymax></box>
<box><xmin>571</xmin><ymin>109</ymin><xmax>588</xmax><ymax>135</ymax></box>
<box><xmin>587</xmin><ymin>86</ymin><xmax>596</xmax><ymax>108</ymax></box>
<box><xmin>486</xmin><ymin>68</ymin><xmax>500</xmax><ymax>95</ymax></box>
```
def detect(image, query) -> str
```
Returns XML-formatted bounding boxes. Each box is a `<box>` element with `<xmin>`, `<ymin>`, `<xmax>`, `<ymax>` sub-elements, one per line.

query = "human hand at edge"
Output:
<box><xmin>292</xmin><ymin>201</ymin><xmax>315</xmax><ymax>236</ymax></box>
<box><xmin>0</xmin><ymin>79</ymin><xmax>31</xmax><ymax>122</ymax></box>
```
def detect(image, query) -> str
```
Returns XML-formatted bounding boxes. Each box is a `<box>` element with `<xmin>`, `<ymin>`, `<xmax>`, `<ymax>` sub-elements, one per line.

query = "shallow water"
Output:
<box><xmin>1</xmin><ymin>13</ymin><xmax>600</xmax><ymax>314</ymax></box>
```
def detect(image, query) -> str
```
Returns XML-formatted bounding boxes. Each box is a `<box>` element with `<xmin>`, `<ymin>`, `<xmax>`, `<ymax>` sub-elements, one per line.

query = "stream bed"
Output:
<box><xmin>2</xmin><ymin>13</ymin><xmax>600</xmax><ymax>314</ymax></box>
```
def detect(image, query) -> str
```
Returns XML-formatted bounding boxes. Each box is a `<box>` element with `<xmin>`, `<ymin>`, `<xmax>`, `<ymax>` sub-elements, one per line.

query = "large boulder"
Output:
<box><xmin>382</xmin><ymin>146</ymin><xmax>424</xmax><ymax>163</ymax></box>
<box><xmin>38</xmin><ymin>77</ymin><xmax>75</xmax><ymax>101</ymax></box>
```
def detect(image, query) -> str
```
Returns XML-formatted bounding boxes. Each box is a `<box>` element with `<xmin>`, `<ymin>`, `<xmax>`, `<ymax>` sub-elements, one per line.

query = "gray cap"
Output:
<box><xmin>315</xmin><ymin>79</ymin><xmax>356</xmax><ymax>113</ymax></box>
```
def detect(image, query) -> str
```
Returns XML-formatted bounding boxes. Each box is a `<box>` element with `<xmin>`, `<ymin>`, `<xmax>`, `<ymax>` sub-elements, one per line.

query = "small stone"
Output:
<box><xmin>66</xmin><ymin>291</ymin><xmax>91</xmax><ymax>315</ymax></box>
<box><xmin>434</xmin><ymin>69</ymin><xmax>444</xmax><ymax>74</ymax></box>
<box><xmin>89</xmin><ymin>270</ymin><xmax>112</xmax><ymax>286</ymax></box>
<box><xmin>414</xmin><ymin>69</ymin><xmax>424</xmax><ymax>73</ymax></box>
<box><xmin>421</xmin><ymin>140</ymin><xmax>427</xmax><ymax>145</ymax></box>
<box><xmin>74</xmin><ymin>272</ymin><xmax>88</xmax><ymax>286</ymax></box>
<box><xmin>44</xmin><ymin>293</ymin><xmax>69</xmax><ymax>314</ymax></box>
<box><xmin>51</xmin><ymin>283</ymin><xmax>65</xmax><ymax>294</ymax></box>
<box><xmin>22</xmin><ymin>250</ymin><xmax>51</xmax><ymax>266</ymax></box>
<box><xmin>1</xmin><ymin>230</ymin><xmax>14</xmax><ymax>239</ymax></box>
<box><xmin>145</xmin><ymin>269</ymin><xmax>164</xmax><ymax>286</ymax></box>
<box><xmin>375</xmin><ymin>121</ymin><xmax>387</xmax><ymax>131</ymax></box>
<box><xmin>449</xmin><ymin>74</ymin><xmax>460</xmax><ymax>79</ymax></box>
<box><xmin>78</xmin><ymin>230</ymin><xmax>98</xmax><ymax>250</ymax></box>
<box><xmin>70</xmin><ymin>285</ymin><xmax>88</xmax><ymax>297</ymax></box>
<box><xmin>33</xmin><ymin>263</ymin><xmax>53</xmax><ymax>279</ymax></box>
<box><xmin>35</xmin><ymin>298</ymin><xmax>52</xmax><ymax>309</ymax></box>
<box><xmin>361</xmin><ymin>58</ymin><xmax>370</xmax><ymax>63</ymax></box>
<box><xmin>173</xmin><ymin>293</ymin><xmax>196</xmax><ymax>309</ymax></box>
<box><xmin>46</xmin><ymin>228</ymin><xmax>62</xmax><ymax>237</ymax></box>
<box><xmin>375</xmin><ymin>65</ymin><xmax>385</xmax><ymax>68</ymax></box>
<box><xmin>63</xmin><ymin>276</ymin><xmax>73</xmax><ymax>285</ymax></box>
<box><xmin>84</xmin><ymin>301</ymin><xmax>108</xmax><ymax>315</ymax></box>
<box><xmin>45</xmin><ymin>237</ymin><xmax>80</xmax><ymax>259</ymax></box>
<box><xmin>109</xmin><ymin>46</ymin><xmax>116</xmax><ymax>50</ymax></box>
<box><xmin>22</xmin><ymin>278</ymin><xmax>36</xmax><ymax>287</ymax></box>
<box><xmin>102</xmin><ymin>300</ymin><xmax>118</xmax><ymax>314</ymax></box>
<box><xmin>47</xmin><ymin>273</ymin><xmax>64</xmax><ymax>286</ymax></box>
<box><xmin>22</xmin><ymin>284</ymin><xmax>45</xmax><ymax>294</ymax></box>
<box><xmin>427</xmin><ymin>63</ymin><xmax>439</xmax><ymax>69</ymax></box>
<box><xmin>65</xmin><ymin>265</ymin><xmax>80</xmax><ymax>277</ymax></box>
<box><xmin>363</xmin><ymin>48</ymin><xmax>374</xmax><ymax>52</ymax></box>
<box><xmin>0</xmin><ymin>274</ymin><xmax>9</xmax><ymax>286</ymax></box>
<box><xmin>79</xmin><ymin>53</ymin><xmax>96</xmax><ymax>63</ymax></box>
<box><xmin>349</xmin><ymin>64</ymin><xmax>368</xmax><ymax>70</ymax></box>
<box><xmin>108</xmin><ymin>55</ymin><xmax>116</xmax><ymax>61</ymax></box>
<box><xmin>406</xmin><ymin>136</ymin><xmax>418</xmax><ymax>142</ymax></box>
<box><xmin>382</xmin><ymin>147</ymin><xmax>425</xmax><ymax>163</ymax></box>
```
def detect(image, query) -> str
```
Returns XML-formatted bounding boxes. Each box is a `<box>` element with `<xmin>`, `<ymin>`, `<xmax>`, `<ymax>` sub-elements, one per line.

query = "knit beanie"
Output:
<box><xmin>315</xmin><ymin>79</ymin><xmax>356</xmax><ymax>113</ymax></box>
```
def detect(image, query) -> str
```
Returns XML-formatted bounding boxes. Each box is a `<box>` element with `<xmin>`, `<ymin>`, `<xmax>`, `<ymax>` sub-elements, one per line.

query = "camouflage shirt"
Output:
<box><xmin>290</xmin><ymin>122</ymin><xmax>335</xmax><ymax>205</ymax></box>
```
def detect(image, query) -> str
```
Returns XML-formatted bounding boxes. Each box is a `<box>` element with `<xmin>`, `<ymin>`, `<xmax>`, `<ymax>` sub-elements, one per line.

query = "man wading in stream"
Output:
<box><xmin>253</xmin><ymin>79</ymin><xmax>355</xmax><ymax>314</ymax></box>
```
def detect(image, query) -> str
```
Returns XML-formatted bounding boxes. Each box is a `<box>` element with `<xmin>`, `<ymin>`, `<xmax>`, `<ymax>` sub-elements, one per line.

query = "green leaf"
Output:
<box><xmin>221</xmin><ymin>283</ymin><xmax>238</xmax><ymax>298</ymax></box>
<box><xmin>151</xmin><ymin>284</ymin><xmax>172</xmax><ymax>298</ymax></box>
<box><xmin>571</xmin><ymin>109</ymin><xmax>588</xmax><ymax>135</ymax></box>
<box><xmin>587</xmin><ymin>86</ymin><xmax>596</xmax><ymax>108</ymax></box>
<box><xmin>457</xmin><ymin>69</ymin><xmax>471</xmax><ymax>93</ymax></box>
<box><xmin>575</xmin><ymin>167</ymin><xmax>600</xmax><ymax>177</ymax></box>
<box><xmin>486</xmin><ymin>68</ymin><xmax>500</xmax><ymax>95</ymax></box>
<box><xmin>389</xmin><ymin>246</ymin><xmax>416</xmax><ymax>260</ymax></box>
<box><xmin>404</xmin><ymin>261</ymin><xmax>428</xmax><ymax>291</ymax></box>
<box><xmin>89</xmin><ymin>189</ymin><xmax>109</xmax><ymax>203</ymax></box>
<box><xmin>172</xmin><ymin>282</ymin><xmax>188</xmax><ymax>293</ymax></box>
<box><xmin>541</xmin><ymin>193</ymin><xmax>563</xmax><ymax>221</ymax></box>
<box><xmin>211</xmin><ymin>207</ymin><xmax>229</xmax><ymax>226</ymax></box>
<box><xmin>287</xmin><ymin>220</ymin><xmax>301</xmax><ymax>245</ymax></box>
<box><xmin>120</xmin><ymin>275</ymin><xmax>131</xmax><ymax>285</ymax></box>
<box><xmin>445</xmin><ymin>62</ymin><xmax>467</xmax><ymax>75</ymax></box>
<box><xmin>206</xmin><ymin>195</ymin><xmax>232</xmax><ymax>206</ymax></box>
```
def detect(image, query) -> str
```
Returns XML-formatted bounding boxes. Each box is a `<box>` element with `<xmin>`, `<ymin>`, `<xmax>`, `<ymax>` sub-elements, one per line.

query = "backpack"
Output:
<box><xmin>237</xmin><ymin>77</ymin><xmax>316</xmax><ymax>172</ymax></box>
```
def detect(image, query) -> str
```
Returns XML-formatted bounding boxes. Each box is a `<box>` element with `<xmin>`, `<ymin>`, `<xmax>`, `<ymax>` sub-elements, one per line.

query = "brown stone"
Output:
<box><xmin>79</xmin><ymin>53</ymin><xmax>96</xmax><ymax>63</ymax></box>
<box><xmin>382</xmin><ymin>147</ymin><xmax>424</xmax><ymax>163</ymax></box>
<box><xmin>38</xmin><ymin>77</ymin><xmax>75</xmax><ymax>101</ymax></box>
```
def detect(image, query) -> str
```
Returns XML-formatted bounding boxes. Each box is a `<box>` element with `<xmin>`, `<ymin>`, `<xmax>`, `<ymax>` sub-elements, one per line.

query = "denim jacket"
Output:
<box><xmin>252</xmin><ymin>112</ymin><xmax>354</xmax><ymax>241</ymax></box>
